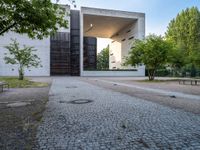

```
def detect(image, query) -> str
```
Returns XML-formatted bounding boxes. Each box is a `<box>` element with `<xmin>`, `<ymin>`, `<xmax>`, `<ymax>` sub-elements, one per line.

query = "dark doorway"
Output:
<box><xmin>50</xmin><ymin>32</ymin><xmax>71</xmax><ymax>75</ymax></box>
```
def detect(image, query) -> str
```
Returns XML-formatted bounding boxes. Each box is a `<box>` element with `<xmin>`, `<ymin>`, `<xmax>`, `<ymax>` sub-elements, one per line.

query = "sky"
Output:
<box><xmin>55</xmin><ymin>0</ymin><xmax>200</xmax><ymax>52</ymax></box>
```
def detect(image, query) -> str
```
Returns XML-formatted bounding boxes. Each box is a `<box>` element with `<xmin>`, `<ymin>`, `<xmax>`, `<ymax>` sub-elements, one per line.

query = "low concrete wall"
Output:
<box><xmin>82</xmin><ymin>67</ymin><xmax>145</xmax><ymax>77</ymax></box>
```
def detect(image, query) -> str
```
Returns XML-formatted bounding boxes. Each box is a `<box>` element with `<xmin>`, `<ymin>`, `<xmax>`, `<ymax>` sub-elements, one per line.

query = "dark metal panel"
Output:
<box><xmin>50</xmin><ymin>10</ymin><xmax>81</xmax><ymax>76</ymax></box>
<box><xmin>70</xmin><ymin>10</ymin><xmax>80</xmax><ymax>76</ymax></box>
<box><xmin>50</xmin><ymin>32</ymin><xmax>71</xmax><ymax>75</ymax></box>
<box><xmin>84</xmin><ymin>37</ymin><xmax>97</xmax><ymax>70</ymax></box>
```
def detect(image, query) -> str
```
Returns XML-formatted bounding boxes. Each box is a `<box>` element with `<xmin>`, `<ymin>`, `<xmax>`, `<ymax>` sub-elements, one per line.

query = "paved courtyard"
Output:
<box><xmin>37</xmin><ymin>77</ymin><xmax>200</xmax><ymax>150</ymax></box>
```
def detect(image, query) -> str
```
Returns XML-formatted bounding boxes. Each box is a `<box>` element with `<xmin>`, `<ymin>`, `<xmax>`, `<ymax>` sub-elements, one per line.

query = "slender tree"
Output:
<box><xmin>124</xmin><ymin>35</ymin><xmax>172</xmax><ymax>80</ymax></box>
<box><xmin>4</xmin><ymin>39</ymin><xmax>42</xmax><ymax>80</ymax></box>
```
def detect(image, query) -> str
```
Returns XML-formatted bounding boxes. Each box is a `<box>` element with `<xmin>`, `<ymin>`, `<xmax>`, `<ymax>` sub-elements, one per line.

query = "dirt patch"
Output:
<box><xmin>122</xmin><ymin>80</ymin><xmax>200</xmax><ymax>96</ymax></box>
<box><xmin>0</xmin><ymin>78</ymin><xmax>51</xmax><ymax>149</ymax></box>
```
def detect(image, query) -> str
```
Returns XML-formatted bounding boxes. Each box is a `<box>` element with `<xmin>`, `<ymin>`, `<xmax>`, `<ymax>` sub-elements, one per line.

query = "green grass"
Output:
<box><xmin>192</xmin><ymin>77</ymin><xmax>200</xmax><ymax>79</ymax></box>
<box><xmin>0</xmin><ymin>77</ymin><xmax>48</xmax><ymax>88</ymax></box>
<box><xmin>138</xmin><ymin>79</ymin><xmax>179</xmax><ymax>83</ymax></box>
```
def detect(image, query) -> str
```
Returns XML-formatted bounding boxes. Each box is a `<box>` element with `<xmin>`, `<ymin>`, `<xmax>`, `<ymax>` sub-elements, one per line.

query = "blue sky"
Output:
<box><xmin>58</xmin><ymin>0</ymin><xmax>200</xmax><ymax>35</ymax></box>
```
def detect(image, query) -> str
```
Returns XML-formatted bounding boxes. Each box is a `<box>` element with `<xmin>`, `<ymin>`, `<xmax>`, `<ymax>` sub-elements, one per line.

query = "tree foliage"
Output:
<box><xmin>124</xmin><ymin>35</ymin><xmax>172</xmax><ymax>80</ymax></box>
<box><xmin>166</xmin><ymin>7</ymin><xmax>200</xmax><ymax>72</ymax></box>
<box><xmin>97</xmin><ymin>46</ymin><xmax>109</xmax><ymax>70</ymax></box>
<box><xmin>0</xmin><ymin>0</ymin><xmax>68</xmax><ymax>39</ymax></box>
<box><xmin>4</xmin><ymin>39</ymin><xmax>42</xmax><ymax>80</ymax></box>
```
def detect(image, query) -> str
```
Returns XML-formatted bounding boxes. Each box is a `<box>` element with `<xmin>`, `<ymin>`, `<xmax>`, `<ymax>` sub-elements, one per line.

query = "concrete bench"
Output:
<box><xmin>0</xmin><ymin>82</ymin><xmax>9</xmax><ymax>92</ymax></box>
<box><xmin>179</xmin><ymin>79</ymin><xmax>200</xmax><ymax>86</ymax></box>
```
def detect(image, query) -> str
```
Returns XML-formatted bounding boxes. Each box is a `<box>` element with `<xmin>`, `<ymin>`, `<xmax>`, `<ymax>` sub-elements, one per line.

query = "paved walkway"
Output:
<box><xmin>37</xmin><ymin>77</ymin><xmax>200</xmax><ymax>150</ymax></box>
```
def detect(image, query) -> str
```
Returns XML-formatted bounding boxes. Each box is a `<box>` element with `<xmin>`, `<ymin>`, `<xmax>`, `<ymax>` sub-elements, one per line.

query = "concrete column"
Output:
<box><xmin>137</xmin><ymin>17</ymin><xmax>145</xmax><ymax>39</ymax></box>
<box><xmin>80</xmin><ymin>11</ymin><xmax>84</xmax><ymax>76</ymax></box>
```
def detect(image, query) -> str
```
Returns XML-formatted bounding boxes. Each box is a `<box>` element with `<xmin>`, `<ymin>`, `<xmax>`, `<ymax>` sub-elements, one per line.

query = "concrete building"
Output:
<box><xmin>0</xmin><ymin>6</ymin><xmax>145</xmax><ymax>77</ymax></box>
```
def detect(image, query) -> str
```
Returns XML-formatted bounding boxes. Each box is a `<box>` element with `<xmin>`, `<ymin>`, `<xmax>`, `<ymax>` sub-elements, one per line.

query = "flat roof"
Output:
<box><xmin>81</xmin><ymin>7</ymin><xmax>145</xmax><ymax>18</ymax></box>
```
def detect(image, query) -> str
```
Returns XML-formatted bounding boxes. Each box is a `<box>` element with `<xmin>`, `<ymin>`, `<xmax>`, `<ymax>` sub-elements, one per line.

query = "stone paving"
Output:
<box><xmin>37</xmin><ymin>77</ymin><xmax>200</xmax><ymax>150</ymax></box>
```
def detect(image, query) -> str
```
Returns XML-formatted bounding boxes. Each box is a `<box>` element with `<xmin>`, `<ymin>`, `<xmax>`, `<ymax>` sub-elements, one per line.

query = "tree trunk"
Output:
<box><xmin>18</xmin><ymin>67</ymin><xmax>24</xmax><ymax>80</ymax></box>
<box><xmin>148</xmin><ymin>69</ymin><xmax>155</xmax><ymax>81</ymax></box>
<box><xmin>0</xmin><ymin>22</ymin><xmax>17</xmax><ymax>36</ymax></box>
<box><xmin>191</xmin><ymin>64</ymin><xmax>196</xmax><ymax>77</ymax></box>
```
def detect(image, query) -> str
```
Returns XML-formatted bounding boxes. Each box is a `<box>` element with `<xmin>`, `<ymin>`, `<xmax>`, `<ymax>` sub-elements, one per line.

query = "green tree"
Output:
<box><xmin>0</xmin><ymin>0</ymin><xmax>68</xmax><ymax>39</ymax></box>
<box><xmin>124</xmin><ymin>34</ymin><xmax>172</xmax><ymax>80</ymax></box>
<box><xmin>167</xmin><ymin>41</ymin><xmax>187</xmax><ymax>76</ymax></box>
<box><xmin>166</xmin><ymin>7</ymin><xmax>200</xmax><ymax>76</ymax></box>
<box><xmin>4</xmin><ymin>39</ymin><xmax>42</xmax><ymax>80</ymax></box>
<box><xmin>97</xmin><ymin>46</ymin><xmax>109</xmax><ymax>70</ymax></box>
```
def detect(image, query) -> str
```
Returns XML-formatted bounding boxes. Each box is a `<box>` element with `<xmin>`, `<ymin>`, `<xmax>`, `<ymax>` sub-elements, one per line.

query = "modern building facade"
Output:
<box><xmin>0</xmin><ymin>6</ymin><xmax>145</xmax><ymax>77</ymax></box>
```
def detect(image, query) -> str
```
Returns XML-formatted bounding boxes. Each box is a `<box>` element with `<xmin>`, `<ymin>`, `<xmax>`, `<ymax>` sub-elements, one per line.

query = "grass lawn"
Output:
<box><xmin>0</xmin><ymin>77</ymin><xmax>48</xmax><ymax>88</ymax></box>
<box><xmin>138</xmin><ymin>79</ymin><xmax>179</xmax><ymax>83</ymax></box>
<box><xmin>193</xmin><ymin>77</ymin><xmax>200</xmax><ymax>79</ymax></box>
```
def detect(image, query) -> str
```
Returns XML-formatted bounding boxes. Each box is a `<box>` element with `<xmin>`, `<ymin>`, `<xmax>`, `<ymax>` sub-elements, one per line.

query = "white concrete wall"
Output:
<box><xmin>0</xmin><ymin>32</ymin><xmax>50</xmax><ymax>76</ymax></box>
<box><xmin>80</xmin><ymin>8</ymin><xmax>84</xmax><ymax>76</ymax></box>
<box><xmin>109</xmin><ymin>14</ymin><xmax>145</xmax><ymax>74</ymax></box>
<box><xmin>109</xmin><ymin>22</ymin><xmax>138</xmax><ymax>70</ymax></box>
<box><xmin>109</xmin><ymin>41</ymin><xmax>121</xmax><ymax>69</ymax></box>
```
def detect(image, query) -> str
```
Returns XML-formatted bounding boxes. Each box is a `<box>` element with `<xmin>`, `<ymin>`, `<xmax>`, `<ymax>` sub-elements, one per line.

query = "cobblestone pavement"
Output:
<box><xmin>37</xmin><ymin>77</ymin><xmax>200</xmax><ymax>150</ymax></box>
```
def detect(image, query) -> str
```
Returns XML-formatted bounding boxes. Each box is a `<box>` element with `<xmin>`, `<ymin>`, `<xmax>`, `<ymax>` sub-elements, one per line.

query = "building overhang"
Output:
<box><xmin>84</xmin><ymin>14</ymin><xmax>136</xmax><ymax>38</ymax></box>
<box><xmin>81</xmin><ymin>7</ymin><xmax>145</xmax><ymax>38</ymax></box>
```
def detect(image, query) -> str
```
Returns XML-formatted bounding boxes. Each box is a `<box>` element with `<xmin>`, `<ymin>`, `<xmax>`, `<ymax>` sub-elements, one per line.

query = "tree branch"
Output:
<box><xmin>0</xmin><ymin>22</ymin><xmax>17</xmax><ymax>35</ymax></box>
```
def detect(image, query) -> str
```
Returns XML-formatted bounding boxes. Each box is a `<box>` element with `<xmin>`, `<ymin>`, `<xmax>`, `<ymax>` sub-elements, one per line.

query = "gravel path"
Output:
<box><xmin>37</xmin><ymin>77</ymin><xmax>200</xmax><ymax>150</ymax></box>
<box><xmin>92</xmin><ymin>77</ymin><xmax>200</xmax><ymax>96</ymax></box>
<box><xmin>94</xmin><ymin>79</ymin><xmax>200</xmax><ymax>100</ymax></box>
